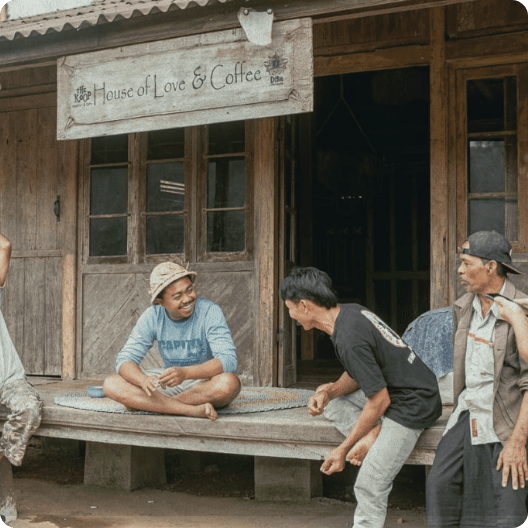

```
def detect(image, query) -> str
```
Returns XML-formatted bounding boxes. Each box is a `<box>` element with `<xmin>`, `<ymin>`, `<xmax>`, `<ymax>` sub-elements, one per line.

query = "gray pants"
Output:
<box><xmin>0</xmin><ymin>380</ymin><xmax>42</xmax><ymax>466</ymax></box>
<box><xmin>324</xmin><ymin>390</ymin><xmax>423</xmax><ymax>528</ymax></box>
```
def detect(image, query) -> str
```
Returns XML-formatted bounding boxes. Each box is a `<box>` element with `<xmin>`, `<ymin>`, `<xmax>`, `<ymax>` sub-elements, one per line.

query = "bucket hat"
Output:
<box><xmin>149</xmin><ymin>262</ymin><xmax>197</xmax><ymax>303</ymax></box>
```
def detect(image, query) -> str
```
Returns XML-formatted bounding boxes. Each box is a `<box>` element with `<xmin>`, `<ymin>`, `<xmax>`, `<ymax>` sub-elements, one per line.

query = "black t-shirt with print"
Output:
<box><xmin>331</xmin><ymin>304</ymin><xmax>442</xmax><ymax>429</ymax></box>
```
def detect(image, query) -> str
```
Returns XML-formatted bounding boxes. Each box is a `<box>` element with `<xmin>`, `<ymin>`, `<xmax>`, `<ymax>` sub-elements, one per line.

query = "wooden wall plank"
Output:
<box><xmin>36</xmin><ymin>105</ymin><xmax>60</xmax><ymax>251</ymax></box>
<box><xmin>23</xmin><ymin>258</ymin><xmax>46</xmax><ymax>374</ymax></box>
<box><xmin>44</xmin><ymin>257</ymin><xmax>62</xmax><ymax>375</ymax></box>
<box><xmin>446</xmin><ymin>0</ymin><xmax>528</xmax><ymax>38</ymax></box>
<box><xmin>314</xmin><ymin>9</ymin><xmax>430</xmax><ymax>56</ymax></box>
<box><xmin>2</xmin><ymin>258</ymin><xmax>25</xmax><ymax>366</ymax></box>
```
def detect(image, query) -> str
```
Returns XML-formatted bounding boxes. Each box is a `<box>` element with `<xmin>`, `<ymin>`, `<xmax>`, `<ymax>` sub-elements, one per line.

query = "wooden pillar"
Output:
<box><xmin>430</xmin><ymin>7</ymin><xmax>450</xmax><ymax>309</ymax></box>
<box><xmin>253</xmin><ymin>118</ymin><xmax>279</xmax><ymax>386</ymax></box>
<box><xmin>60</xmin><ymin>140</ymin><xmax>79</xmax><ymax>379</ymax></box>
<box><xmin>254</xmin><ymin>118</ymin><xmax>278</xmax><ymax>386</ymax></box>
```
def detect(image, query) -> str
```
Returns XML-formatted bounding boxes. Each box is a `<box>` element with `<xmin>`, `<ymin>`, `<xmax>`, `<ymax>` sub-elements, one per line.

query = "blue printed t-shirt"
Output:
<box><xmin>115</xmin><ymin>297</ymin><xmax>237</xmax><ymax>374</ymax></box>
<box><xmin>332</xmin><ymin>304</ymin><xmax>442</xmax><ymax>430</ymax></box>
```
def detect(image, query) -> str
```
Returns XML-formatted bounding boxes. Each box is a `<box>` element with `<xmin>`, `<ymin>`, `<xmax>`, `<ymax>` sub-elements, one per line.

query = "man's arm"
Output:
<box><xmin>497</xmin><ymin>391</ymin><xmax>528</xmax><ymax>490</ymax></box>
<box><xmin>494</xmin><ymin>297</ymin><xmax>528</xmax><ymax>489</ymax></box>
<box><xmin>494</xmin><ymin>297</ymin><xmax>528</xmax><ymax>363</ymax></box>
<box><xmin>308</xmin><ymin>371</ymin><xmax>360</xmax><ymax>416</ymax></box>
<box><xmin>0</xmin><ymin>233</ymin><xmax>12</xmax><ymax>287</ymax></box>
<box><xmin>321</xmin><ymin>387</ymin><xmax>391</xmax><ymax>475</ymax></box>
<box><xmin>157</xmin><ymin>358</ymin><xmax>224</xmax><ymax>388</ymax></box>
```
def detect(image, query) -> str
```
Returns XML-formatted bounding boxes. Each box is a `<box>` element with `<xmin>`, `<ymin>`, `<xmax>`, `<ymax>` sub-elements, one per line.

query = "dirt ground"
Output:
<box><xmin>7</xmin><ymin>439</ymin><xmax>428</xmax><ymax>528</ymax></box>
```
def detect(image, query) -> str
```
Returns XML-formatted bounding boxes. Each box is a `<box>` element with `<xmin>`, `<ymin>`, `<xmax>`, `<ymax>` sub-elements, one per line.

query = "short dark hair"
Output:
<box><xmin>280</xmin><ymin>267</ymin><xmax>338</xmax><ymax>309</ymax></box>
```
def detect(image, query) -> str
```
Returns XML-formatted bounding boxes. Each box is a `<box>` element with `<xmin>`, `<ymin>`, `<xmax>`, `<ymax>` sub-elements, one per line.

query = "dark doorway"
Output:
<box><xmin>296</xmin><ymin>67</ymin><xmax>431</xmax><ymax>385</ymax></box>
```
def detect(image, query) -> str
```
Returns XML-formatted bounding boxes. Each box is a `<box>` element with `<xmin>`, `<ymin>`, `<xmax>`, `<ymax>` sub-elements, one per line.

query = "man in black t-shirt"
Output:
<box><xmin>280</xmin><ymin>267</ymin><xmax>442</xmax><ymax>528</ymax></box>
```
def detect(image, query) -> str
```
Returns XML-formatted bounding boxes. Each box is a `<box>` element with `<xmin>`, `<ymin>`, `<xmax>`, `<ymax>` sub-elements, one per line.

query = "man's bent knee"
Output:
<box><xmin>103</xmin><ymin>375</ymin><xmax>125</xmax><ymax>400</ymax></box>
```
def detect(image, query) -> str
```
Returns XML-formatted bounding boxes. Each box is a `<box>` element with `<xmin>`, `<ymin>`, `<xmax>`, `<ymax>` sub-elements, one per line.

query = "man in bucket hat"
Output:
<box><xmin>427</xmin><ymin>231</ymin><xmax>528</xmax><ymax>527</ymax></box>
<box><xmin>104</xmin><ymin>262</ymin><xmax>240</xmax><ymax>420</ymax></box>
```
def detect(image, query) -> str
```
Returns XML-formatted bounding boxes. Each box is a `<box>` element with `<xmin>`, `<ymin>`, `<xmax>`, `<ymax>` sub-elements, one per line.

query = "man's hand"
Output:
<box><xmin>158</xmin><ymin>367</ymin><xmax>187</xmax><ymax>388</ymax></box>
<box><xmin>140</xmin><ymin>375</ymin><xmax>160</xmax><ymax>397</ymax></box>
<box><xmin>497</xmin><ymin>438</ymin><xmax>528</xmax><ymax>490</ymax></box>
<box><xmin>308</xmin><ymin>390</ymin><xmax>329</xmax><ymax>416</ymax></box>
<box><xmin>320</xmin><ymin>446</ymin><xmax>348</xmax><ymax>475</ymax></box>
<box><xmin>493</xmin><ymin>297</ymin><xmax>527</xmax><ymax>324</ymax></box>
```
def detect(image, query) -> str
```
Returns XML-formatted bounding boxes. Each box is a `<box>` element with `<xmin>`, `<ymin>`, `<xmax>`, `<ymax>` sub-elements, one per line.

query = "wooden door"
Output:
<box><xmin>0</xmin><ymin>96</ymin><xmax>64</xmax><ymax>376</ymax></box>
<box><xmin>277</xmin><ymin>115</ymin><xmax>298</xmax><ymax>387</ymax></box>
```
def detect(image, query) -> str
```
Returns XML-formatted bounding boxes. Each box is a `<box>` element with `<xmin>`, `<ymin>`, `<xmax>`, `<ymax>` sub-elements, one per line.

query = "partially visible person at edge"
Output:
<box><xmin>0</xmin><ymin>233</ymin><xmax>43</xmax><ymax>507</ymax></box>
<box><xmin>104</xmin><ymin>261</ymin><xmax>240</xmax><ymax>421</ymax></box>
<box><xmin>427</xmin><ymin>230</ymin><xmax>528</xmax><ymax>528</ymax></box>
<box><xmin>280</xmin><ymin>266</ymin><xmax>442</xmax><ymax>528</ymax></box>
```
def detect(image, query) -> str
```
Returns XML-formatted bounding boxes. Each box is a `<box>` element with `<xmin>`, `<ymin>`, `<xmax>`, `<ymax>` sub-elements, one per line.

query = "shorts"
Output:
<box><xmin>142</xmin><ymin>367</ymin><xmax>206</xmax><ymax>397</ymax></box>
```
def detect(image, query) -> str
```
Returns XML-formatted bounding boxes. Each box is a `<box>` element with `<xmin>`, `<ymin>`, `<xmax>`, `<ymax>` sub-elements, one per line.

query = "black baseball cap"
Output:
<box><xmin>459</xmin><ymin>231</ymin><xmax>523</xmax><ymax>275</ymax></box>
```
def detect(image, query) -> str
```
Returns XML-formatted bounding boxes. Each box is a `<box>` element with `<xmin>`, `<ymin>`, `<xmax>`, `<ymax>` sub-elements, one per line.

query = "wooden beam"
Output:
<box><xmin>446</xmin><ymin>32</ymin><xmax>528</xmax><ymax>64</ymax></box>
<box><xmin>253</xmin><ymin>118</ymin><xmax>278</xmax><ymax>386</ymax></box>
<box><xmin>315</xmin><ymin>44</ymin><xmax>430</xmax><ymax>76</ymax></box>
<box><xmin>0</xmin><ymin>0</ymin><xmax>473</xmax><ymax>68</ymax></box>
<box><xmin>429</xmin><ymin>7</ymin><xmax>450</xmax><ymax>309</ymax></box>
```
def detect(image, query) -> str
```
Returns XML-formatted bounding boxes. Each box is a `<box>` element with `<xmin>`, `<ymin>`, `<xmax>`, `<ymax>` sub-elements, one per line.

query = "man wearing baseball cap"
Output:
<box><xmin>103</xmin><ymin>262</ymin><xmax>240</xmax><ymax>420</ymax></box>
<box><xmin>427</xmin><ymin>231</ymin><xmax>528</xmax><ymax>527</ymax></box>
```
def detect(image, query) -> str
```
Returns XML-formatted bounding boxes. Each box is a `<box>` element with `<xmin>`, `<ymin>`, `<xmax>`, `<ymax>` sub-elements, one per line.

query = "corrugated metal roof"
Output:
<box><xmin>0</xmin><ymin>0</ymin><xmax>232</xmax><ymax>41</ymax></box>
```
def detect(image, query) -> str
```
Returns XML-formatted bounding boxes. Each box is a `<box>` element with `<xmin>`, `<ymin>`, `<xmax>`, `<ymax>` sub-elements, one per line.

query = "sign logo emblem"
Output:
<box><xmin>264</xmin><ymin>52</ymin><xmax>288</xmax><ymax>85</ymax></box>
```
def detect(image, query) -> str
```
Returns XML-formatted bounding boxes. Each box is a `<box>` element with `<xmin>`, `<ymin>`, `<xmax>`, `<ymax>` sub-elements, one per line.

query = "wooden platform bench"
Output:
<box><xmin>0</xmin><ymin>380</ymin><xmax>450</xmax><ymax>502</ymax></box>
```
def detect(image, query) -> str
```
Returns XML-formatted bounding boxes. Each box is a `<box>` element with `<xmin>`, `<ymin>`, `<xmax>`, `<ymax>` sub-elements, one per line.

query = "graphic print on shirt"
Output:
<box><xmin>360</xmin><ymin>310</ymin><xmax>407</xmax><ymax>348</ymax></box>
<box><xmin>158</xmin><ymin>338</ymin><xmax>206</xmax><ymax>358</ymax></box>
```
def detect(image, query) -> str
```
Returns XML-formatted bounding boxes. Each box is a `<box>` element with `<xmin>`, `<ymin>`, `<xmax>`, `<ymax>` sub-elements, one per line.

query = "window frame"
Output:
<box><xmin>455</xmin><ymin>63</ymin><xmax>528</xmax><ymax>252</ymax></box>
<box><xmin>82</xmin><ymin>123</ymin><xmax>254</xmax><ymax>265</ymax></box>
<box><xmin>197</xmin><ymin>120</ymin><xmax>254</xmax><ymax>262</ymax></box>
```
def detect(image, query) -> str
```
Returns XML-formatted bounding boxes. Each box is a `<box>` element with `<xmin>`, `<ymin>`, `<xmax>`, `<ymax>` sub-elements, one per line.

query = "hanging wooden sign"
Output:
<box><xmin>57</xmin><ymin>18</ymin><xmax>313</xmax><ymax>140</ymax></box>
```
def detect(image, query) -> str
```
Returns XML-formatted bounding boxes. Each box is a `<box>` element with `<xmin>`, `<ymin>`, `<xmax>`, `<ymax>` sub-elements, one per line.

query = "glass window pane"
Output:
<box><xmin>467</xmin><ymin>78</ymin><xmax>505</xmax><ymax>133</ymax></box>
<box><xmin>90</xmin><ymin>167</ymin><xmax>128</xmax><ymax>215</ymax></box>
<box><xmin>469</xmin><ymin>140</ymin><xmax>505</xmax><ymax>193</ymax></box>
<box><xmin>90</xmin><ymin>217</ymin><xmax>127</xmax><ymax>256</ymax></box>
<box><xmin>148</xmin><ymin>129</ymin><xmax>185</xmax><ymax>160</ymax></box>
<box><xmin>146</xmin><ymin>215</ymin><xmax>184</xmax><ymax>255</ymax></box>
<box><xmin>207</xmin><ymin>159</ymin><xmax>245</xmax><ymax>209</ymax></box>
<box><xmin>469</xmin><ymin>198</ymin><xmax>505</xmax><ymax>235</ymax></box>
<box><xmin>147</xmin><ymin>162</ymin><xmax>185</xmax><ymax>213</ymax></box>
<box><xmin>91</xmin><ymin>135</ymin><xmax>128</xmax><ymax>164</ymax></box>
<box><xmin>207</xmin><ymin>211</ymin><xmax>245</xmax><ymax>252</ymax></box>
<box><xmin>208</xmin><ymin>121</ymin><xmax>245</xmax><ymax>155</ymax></box>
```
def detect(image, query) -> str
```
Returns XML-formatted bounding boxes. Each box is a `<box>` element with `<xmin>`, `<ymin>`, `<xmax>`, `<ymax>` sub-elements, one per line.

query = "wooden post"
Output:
<box><xmin>430</xmin><ymin>7</ymin><xmax>450</xmax><ymax>309</ymax></box>
<box><xmin>61</xmin><ymin>141</ymin><xmax>79</xmax><ymax>379</ymax></box>
<box><xmin>254</xmin><ymin>118</ymin><xmax>278</xmax><ymax>386</ymax></box>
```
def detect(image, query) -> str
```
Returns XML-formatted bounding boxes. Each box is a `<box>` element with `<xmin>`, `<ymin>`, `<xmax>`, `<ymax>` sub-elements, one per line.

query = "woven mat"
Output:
<box><xmin>53</xmin><ymin>387</ymin><xmax>314</xmax><ymax>415</ymax></box>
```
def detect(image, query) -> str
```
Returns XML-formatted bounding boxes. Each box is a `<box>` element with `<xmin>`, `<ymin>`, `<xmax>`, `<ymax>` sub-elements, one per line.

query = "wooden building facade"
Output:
<box><xmin>1</xmin><ymin>0</ymin><xmax>528</xmax><ymax>388</ymax></box>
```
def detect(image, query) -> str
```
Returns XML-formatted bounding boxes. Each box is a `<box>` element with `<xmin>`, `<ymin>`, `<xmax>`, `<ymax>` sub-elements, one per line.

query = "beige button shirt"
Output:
<box><xmin>444</xmin><ymin>288</ymin><xmax>504</xmax><ymax>444</ymax></box>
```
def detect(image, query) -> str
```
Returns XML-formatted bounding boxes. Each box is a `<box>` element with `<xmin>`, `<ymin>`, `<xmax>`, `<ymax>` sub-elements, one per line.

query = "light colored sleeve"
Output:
<box><xmin>115</xmin><ymin>308</ymin><xmax>157</xmax><ymax>374</ymax></box>
<box><xmin>204</xmin><ymin>304</ymin><xmax>238</xmax><ymax>374</ymax></box>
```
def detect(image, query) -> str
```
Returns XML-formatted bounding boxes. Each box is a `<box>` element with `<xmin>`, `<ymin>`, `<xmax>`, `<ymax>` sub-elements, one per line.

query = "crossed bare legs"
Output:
<box><xmin>103</xmin><ymin>373</ymin><xmax>240</xmax><ymax>421</ymax></box>
<box><xmin>346</xmin><ymin>424</ymin><xmax>382</xmax><ymax>466</ymax></box>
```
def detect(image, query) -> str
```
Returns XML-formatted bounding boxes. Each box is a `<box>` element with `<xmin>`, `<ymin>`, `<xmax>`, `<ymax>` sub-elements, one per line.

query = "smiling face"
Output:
<box><xmin>156</xmin><ymin>276</ymin><xmax>197</xmax><ymax>321</ymax></box>
<box><xmin>457</xmin><ymin>242</ymin><xmax>491</xmax><ymax>294</ymax></box>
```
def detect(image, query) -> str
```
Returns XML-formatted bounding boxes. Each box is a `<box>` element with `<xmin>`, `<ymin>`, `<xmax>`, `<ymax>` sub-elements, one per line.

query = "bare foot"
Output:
<box><xmin>346</xmin><ymin>424</ymin><xmax>381</xmax><ymax>466</ymax></box>
<box><xmin>197</xmin><ymin>403</ymin><xmax>218</xmax><ymax>421</ymax></box>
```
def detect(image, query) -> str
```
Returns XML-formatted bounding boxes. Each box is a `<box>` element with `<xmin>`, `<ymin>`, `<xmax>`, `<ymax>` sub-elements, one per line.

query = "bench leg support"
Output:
<box><xmin>0</xmin><ymin>457</ymin><xmax>17</xmax><ymax>522</ymax></box>
<box><xmin>84</xmin><ymin>442</ymin><xmax>166</xmax><ymax>491</ymax></box>
<box><xmin>254</xmin><ymin>456</ymin><xmax>323</xmax><ymax>501</ymax></box>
